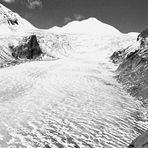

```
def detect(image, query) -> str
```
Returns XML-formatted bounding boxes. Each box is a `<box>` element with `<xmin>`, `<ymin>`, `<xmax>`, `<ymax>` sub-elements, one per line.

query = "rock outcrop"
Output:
<box><xmin>11</xmin><ymin>35</ymin><xmax>42</xmax><ymax>59</ymax></box>
<box><xmin>128</xmin><ymin>130</ymin><xmax>148</xmax><ymax>148</ymax></box>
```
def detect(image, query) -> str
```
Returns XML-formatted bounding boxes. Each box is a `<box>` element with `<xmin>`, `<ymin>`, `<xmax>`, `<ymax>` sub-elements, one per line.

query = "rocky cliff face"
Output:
<box><xmin>128</xmin><ymin>132</ymin><xmax>148</xmax><ymax>148</ymax></box>
<box><xmin>111</xmin><ymin>31</ymin><xmax>148</xmax><ymax>148</ymax></box>
<box><xmin>11</xmin><ymin>35</ymin><xmax>42</xmax><ymax>59</ymax></box>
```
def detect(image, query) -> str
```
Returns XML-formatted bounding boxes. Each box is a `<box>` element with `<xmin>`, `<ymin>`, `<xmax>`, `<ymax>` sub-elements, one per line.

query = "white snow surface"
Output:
<box><xmin>49</xmin><ymin>17</ymin><xmax>121</xmax><ymax>35</ymax></box>
<box><xmin>0</xmin><ymin>3</ymin><xmax>35</xmax><ymax>35</ymax></box>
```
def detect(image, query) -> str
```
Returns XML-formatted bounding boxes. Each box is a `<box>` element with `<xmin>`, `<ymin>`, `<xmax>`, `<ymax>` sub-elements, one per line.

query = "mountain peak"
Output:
<box><xmin>83</xmin><ymin>17</ymin><xmax>103</xmax><ymax>23</ymax></box>
<box><xmin>63</xmin><ymin>17</ymin><xmax>103</xmax><ymax>27</ymax></box>
<box><xmin>49</xmin><ymin>17</ymin><xmax>121</xmax><ymax>35</ymax></box>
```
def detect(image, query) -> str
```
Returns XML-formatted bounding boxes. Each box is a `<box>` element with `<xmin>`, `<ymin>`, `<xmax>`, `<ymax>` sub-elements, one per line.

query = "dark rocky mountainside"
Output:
<box><xmin>111</xmin><ymin>30</ymin><xmax>148</xmax><ymax>148</ymax></box>
<box><xmin>11</xmin><ymin>35</ymin><xmax>42</xmax><ymax>59</ymax></box>
<box><xmin>0</xmin><ymin>34</ymin><xmax>44</xmax><ymax>68</ymax></box>
<box><xmin>111</xmin><ymin>30</ymin><xmax>148</xmax><ymax>101</ymax></box>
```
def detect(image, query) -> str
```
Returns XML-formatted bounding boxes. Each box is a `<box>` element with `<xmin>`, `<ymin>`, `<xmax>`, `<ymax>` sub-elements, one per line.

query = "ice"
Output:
<box><xmin>0</xmin><ymin>33</ymin><xmax>145</xmax><ymax>148</ymax></box>
<box><xmin>0</xmin><ymin>4</ymin><xmax>145</xmax><ymax>147</ymax></box>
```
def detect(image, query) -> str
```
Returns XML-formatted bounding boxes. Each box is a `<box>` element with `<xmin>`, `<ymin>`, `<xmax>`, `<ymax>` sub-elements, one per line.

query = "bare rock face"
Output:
<box><xmin>110</xmin><ymin>48</ymin><xmax>127</xmax><ymax>64</ymax></box>
<box><xmin>137</xmin><ymin>29</ymin><xmax>148</xmax><ymax>49</ymax></box>
<box><xmin>128</xmin><ymin>130</ymin><xmax>148</xmax><ymax>148</ymax></box>
<box><xmin>7</xmin><ymin>18</ymin><xmax>18</xmax><ymax>25</ymax></box>
<box><xmin>11</xmin><ymin>35</ymin><xmax>42</xmax><ymax>59</ymax></box>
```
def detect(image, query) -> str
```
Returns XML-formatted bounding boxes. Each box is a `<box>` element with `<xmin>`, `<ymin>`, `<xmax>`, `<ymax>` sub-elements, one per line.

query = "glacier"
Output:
<box><xmin>0</xmin><ymin>3</ymin><xmax>146</xmax><ymax>148</ymax></box>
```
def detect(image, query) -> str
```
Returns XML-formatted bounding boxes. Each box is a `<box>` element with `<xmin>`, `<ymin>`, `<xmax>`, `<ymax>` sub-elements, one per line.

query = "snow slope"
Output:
<box><xmin>49</xmin><ymin>17</ymin><xmax>121</xmax><ymax>35</ymax></box>
<box><xmin>0</xmin><ymin>3</ymin><xmax>35</xmax><ymax>35</ymax></box>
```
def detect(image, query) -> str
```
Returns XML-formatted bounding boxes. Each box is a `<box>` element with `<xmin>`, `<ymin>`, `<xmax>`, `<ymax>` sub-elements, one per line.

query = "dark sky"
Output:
<box><xmin>1</xmin><ymin>0</ymin><xmax>148</xmax><ymax>33</ymax></box>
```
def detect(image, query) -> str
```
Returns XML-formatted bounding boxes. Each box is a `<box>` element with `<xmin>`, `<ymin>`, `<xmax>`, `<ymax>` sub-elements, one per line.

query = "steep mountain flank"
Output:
<box><xmin>0</xmin><ymin>3</ymin><xmax>34</xmax><ymax>35</ymax></box>
<box><xmin>111</xmin><ymin>30</ymin><xmax>148</xmax><ymax>148</ymax></box>
<box><xmin>111</xmin><ymin>31</ymin><xmax>148</xmax><ymax>101</ymax></box>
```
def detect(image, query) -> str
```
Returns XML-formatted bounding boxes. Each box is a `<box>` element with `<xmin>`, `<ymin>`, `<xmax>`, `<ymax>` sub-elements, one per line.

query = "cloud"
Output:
<box><xmin>64</xmin><ymin>14</ymin><xmax>85</xmax><ymax>24</ymax></box>
<box><xmin>2</xmin><ymin>0</ymin><xmax>42</xmax><ymax>9</ymax></box>
<box><xmin>2</xmin><ymin>0</ymin><xmax>15</xmax><ymax>3</ymax></box>
<box><xmin>24</xmin><ymin>12</ymin><xmax>33</xmax><ymax>19</ymax></box>
<box><xmin>26</xmin><ymin>0</ymin><xmax>42</xmax><ymax>9</ymax></box>
<box><xmin>64</xmin><ymin>17</ymin><xmax>72</xmax><ymax>24</ymax></box>
<box><xmin>73</xmin><ymin>14</ymin><xmax>85</xmax><ymax>21</ymax></box>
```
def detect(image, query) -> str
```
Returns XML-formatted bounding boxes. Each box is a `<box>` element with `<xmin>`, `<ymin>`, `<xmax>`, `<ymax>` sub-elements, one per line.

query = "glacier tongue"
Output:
<box><xmin>0</xmin><ymin>32</ymin><xmax>146</xmax><ymax>148</ymax></box>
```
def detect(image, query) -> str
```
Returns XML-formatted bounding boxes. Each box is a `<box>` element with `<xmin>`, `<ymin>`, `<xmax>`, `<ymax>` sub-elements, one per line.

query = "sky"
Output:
<box><xmin>1</xmin><ymin>0</ymin><xmax>148</xmax><ymax>33</ymax></box>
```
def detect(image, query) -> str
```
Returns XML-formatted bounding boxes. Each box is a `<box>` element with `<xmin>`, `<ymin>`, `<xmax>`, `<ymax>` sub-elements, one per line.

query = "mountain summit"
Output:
<box><xmin>0</xmin><ymin>3</ymin><xmax>35</xmax><ymax>35</ymax></box>
<box><xmin>49</xmin><ymin>17</ymin><xmax>121</xmax><ymax>35</ymax></box>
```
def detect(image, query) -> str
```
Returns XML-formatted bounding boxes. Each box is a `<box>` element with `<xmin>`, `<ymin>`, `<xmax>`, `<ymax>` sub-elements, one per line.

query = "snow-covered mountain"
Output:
<box><xmin>0</xmin><ymin>3</ymin><xmax>35</xmax><ymax>35</ymax></box>
<box><xmin>0</xmin><ymin>4</ymin><xmax>74</xmax><ymax>66</ymax></box>
<box><xmin>0</xmin><ymin>3</ymin><xmax>147</xmax><ymax>148</ymax></box>
<box><xmin>48</xmin><ymin>17</ymin><xmax>121</xmax><ymax>35</ymax></box>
